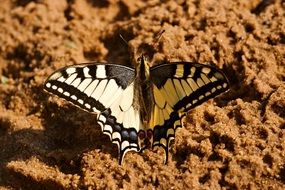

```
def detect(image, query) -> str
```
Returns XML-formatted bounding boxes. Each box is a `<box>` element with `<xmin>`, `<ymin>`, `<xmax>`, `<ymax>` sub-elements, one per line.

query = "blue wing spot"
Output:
<box><xmin>106</xmin><ymin>116</ymin><xmax>115</xmax><ymax>125</ymax></box>
<box><xmin>121</xmin><ymin>130</ymin><xmax>129</xmax><ymax>139</ymax></box>
<box><xmin>113</xmin><ymin>124</ymin><xmax>121</xmax><ymax>132</ymax></box>
<box><xmin>129</xmin><ymin>130</ymin><xmax>138</xmax><ymax>142</ymax></box>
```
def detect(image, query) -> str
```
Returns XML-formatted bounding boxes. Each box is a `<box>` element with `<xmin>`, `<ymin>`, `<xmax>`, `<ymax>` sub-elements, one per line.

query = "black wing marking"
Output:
<box><xmin>44</xmin><ymin>63</ymin><xmax>142</xmax><ymax>164</ymax></box>
<box><xmin>150</xmin><ymin>62</ymin><xmax>229</xmax><ymax>163</ymax></box>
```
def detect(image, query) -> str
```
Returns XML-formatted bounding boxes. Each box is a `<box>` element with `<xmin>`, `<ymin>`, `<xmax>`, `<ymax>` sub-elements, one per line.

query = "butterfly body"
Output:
<box><xmin>44</xmin><ymin>55</ymin><xmax>229</xmax><ymax>164</ymax></box>
<box><xmin>134</xmin><ymin>55</ymin><xmax>154</xmax><ymax>126</ymax></box>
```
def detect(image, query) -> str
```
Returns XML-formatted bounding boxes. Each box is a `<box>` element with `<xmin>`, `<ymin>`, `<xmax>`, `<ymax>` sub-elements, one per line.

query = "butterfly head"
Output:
<box><xmin>136</xmin><ymin>54</ymin><xmax>150</xmax><ymax>79</ymax></box>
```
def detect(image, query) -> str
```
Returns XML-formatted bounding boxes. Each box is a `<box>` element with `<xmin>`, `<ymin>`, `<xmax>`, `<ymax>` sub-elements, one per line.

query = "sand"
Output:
<box><xmin>0</xmin><ymin>0</ymin><xmax>284</xmax><ymax>189</ymax></box>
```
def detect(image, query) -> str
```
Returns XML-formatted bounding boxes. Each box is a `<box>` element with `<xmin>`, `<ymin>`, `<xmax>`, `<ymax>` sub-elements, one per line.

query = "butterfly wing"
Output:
<box><xmin>150</xmin><ymin>62</ymin><xmax>229</xmax><ymax>162</ymax></box>
<box><xmin>44</xmin><ymin>63</ymin><xmax>143</xmax><ymax>164</ymax></box>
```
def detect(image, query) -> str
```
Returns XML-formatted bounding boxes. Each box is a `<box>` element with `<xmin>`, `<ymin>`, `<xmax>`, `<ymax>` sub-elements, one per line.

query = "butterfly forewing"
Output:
<box><xmin>44</xmin><ymin>63</ymin><xmax>143</xmax><ymax>164</ymax></box>
<box><xmin>44</xmin><ymin>63</ymin><xmax>135</xmax><ymax>112</ymax></box>
<box><xmin>149</xmin><ymin>62</ymin><xmax>229</xmax><ymax>162</ymax></box>
<box><xmin>150</xmin><ymin>63</ymin><xmax>229</xmax><ymax>113</ymax></box>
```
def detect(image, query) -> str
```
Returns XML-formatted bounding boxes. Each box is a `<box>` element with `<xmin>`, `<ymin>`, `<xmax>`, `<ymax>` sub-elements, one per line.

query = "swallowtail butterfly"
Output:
<box><xmin>44</xmin><ymin>55</ymin><xmax>229</xmax><ymax>164</ymax></box>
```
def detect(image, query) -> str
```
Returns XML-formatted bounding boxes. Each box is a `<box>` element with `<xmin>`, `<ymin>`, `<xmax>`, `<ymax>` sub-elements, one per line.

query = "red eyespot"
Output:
<box><xmin>145</xmin><ymin>139</ymin><xmax>151</xmax><ymax>146</ymax></box>
<box><xmin>138</xmin><ymin>131</ymin><xmax>145</xmax><ymax>139</ymax></box>
<box><xmin>147</xmin><ymin>130</ymin><xmax>153</xmax><ymax>139</ymax></box>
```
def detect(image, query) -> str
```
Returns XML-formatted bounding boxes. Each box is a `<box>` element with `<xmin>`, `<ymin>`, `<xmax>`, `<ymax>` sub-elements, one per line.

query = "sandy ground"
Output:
<box><xmin>0</xmin><ymin>0</ymin><xmax>284</xmax><ymax>189</ymax></box>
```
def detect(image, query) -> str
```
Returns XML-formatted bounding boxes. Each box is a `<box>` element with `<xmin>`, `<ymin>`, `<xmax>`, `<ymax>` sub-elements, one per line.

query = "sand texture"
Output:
<box><xmin>0</xmin><ymin>0</ymin><xmax>284</xmax><ymax>189</ymax></box>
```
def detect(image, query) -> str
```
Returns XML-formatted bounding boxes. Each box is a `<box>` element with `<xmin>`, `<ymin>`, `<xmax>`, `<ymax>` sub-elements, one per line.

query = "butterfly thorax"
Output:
<box><xmin>133</xmin><ymin>55</ymin><xmax>154</xmax><ymax>126</ymax></box>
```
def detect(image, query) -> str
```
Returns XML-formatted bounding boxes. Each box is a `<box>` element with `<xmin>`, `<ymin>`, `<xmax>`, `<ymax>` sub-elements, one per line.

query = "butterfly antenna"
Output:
<box><xmin>154</xmin><ymin>30</ymin><xmax>165</xmax><ymax>43</ymax></box>
<box><xmin>155</xmin><ymin>30</ymin><xmax>165</xmax><ymax>41</ymax></box>
<box><xmin>119</xmin><ymin>34</ymin><xmax>129</xmax><ymax>47</ymax></box>
<box><xmin>152</xmin><ymin>30</ymin><xmax>165</xmax><ymax>50</ymax></box>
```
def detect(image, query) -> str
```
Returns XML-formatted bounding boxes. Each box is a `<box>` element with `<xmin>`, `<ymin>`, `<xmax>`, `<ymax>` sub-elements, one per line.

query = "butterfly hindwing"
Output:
<box><xmin>150</xmin><ymin>62</ymin><xmax>229</xmax><ymax>162</ymax></box>
<box><xmin>44</xmin><ymin>63</ymin><xmax>135</xmax><ymax>112</ymax></box>
<box><xmin>96</xmin><ymin>83</ymin><xmax>144</xmax><ymax>164</ymax></box>
<box><xmin>44</xmin><ymin>63</ymin><xmax>143</xmax><ymax>163</ymax></box>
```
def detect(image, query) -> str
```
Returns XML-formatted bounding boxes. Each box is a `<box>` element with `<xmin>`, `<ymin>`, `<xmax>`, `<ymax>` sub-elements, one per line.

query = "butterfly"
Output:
<box><xmin>44</xmin><ymin>54</ymin><xmax>229</xmax><ymax>164</ymax></box>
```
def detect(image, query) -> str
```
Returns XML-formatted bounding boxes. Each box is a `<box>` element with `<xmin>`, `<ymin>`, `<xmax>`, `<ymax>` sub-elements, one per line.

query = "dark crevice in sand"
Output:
<box><xmin>203</xmin><ymin>111</ymin><xmax>215</xmax><ymax>125</ymax></box>
<box><xmin>271</xmin><ymin>103</ymin><xmax>285</xmax><ymax>119</ymax></box>
<box><xmin>87</xmin><ymin>0</ymin><xmax>110</xmax><ymax>8</ymax></box>
<box><xmin>12</xmin><ymin>0</ymin><xmax>37</xmax><ymax>7</ymax></box>
<box><xmin>218</xmin><ymin>164</ymin><xmax>236</xmax><ymax>189</ymax></box>
<box><xmin>227</xmin><ymin>109</ymin><xmax>246</xmax><ymax>126</ymax></box>
<box><xmin>173</xmin><ymin>148</ymin><xmax>190</xmax><ymax>168</ymax></box>
<box><xmin>5</xmin><ymin>44</ymin><xmax>45</xmax><ymax>80</ymax></box>
<box><xmin>267</xmin><ymin>33</ymin><xmax>285</xmax><ymax>45</ymax></box>
<box><xmin>198</xmin><ymin>172</ymin><xmax>210</xmax><ymax>184</ymax></box>
<box><xmin>263</xmin><ymin>153</ymin><xmax>273</xmax><ymax>168</ymax></box>
<box><xmin>209</xmin><ymin>132</ymin><xmax>235</xmax><ymax>152</ymax></box>
<box><xmin>208</xmin><ymin>152</ymin><xmax>223</xmax><ymax>162</ymax></box>
<box><xmin>260</xmin><ymin>89</ymin><xmax>276</xmax><ymax>119</ymax></box>
<box><xmin>251</xmin><ymin>0</ymin><xmax>276</xmax><ymax>15</ymax></box>
<box><xmin>5</xmin><ymin>168</ymin><xmax>67</xmax><ymax>190</ymax></box>
<box><xmin>279</xmin><ymin>166</ymin><xmax>285</xmax><ymax>184</ymax></box>
<box><xmin>64</xmin><ymin>0</ymin><xmax>75</xmax><ymax>21</ymax></box>
<box><xmin>116</xmin><ymin>2</ymin><xmax>131</xmax><ymax>21</ymax></box>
